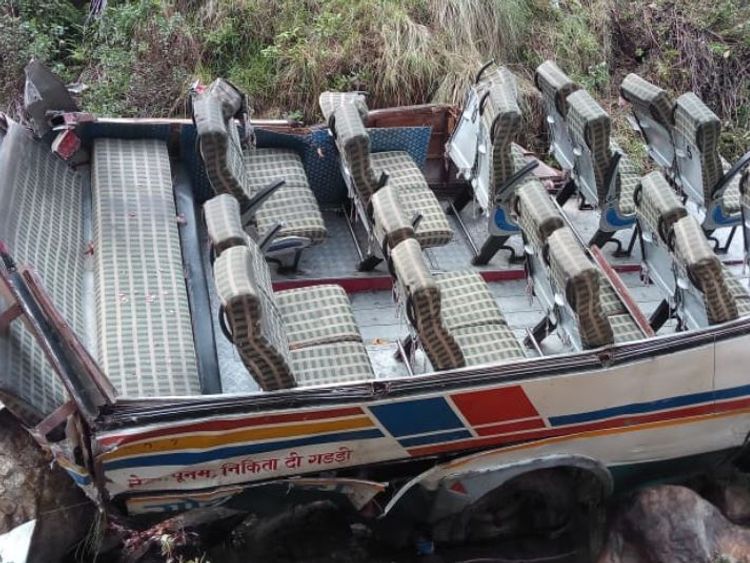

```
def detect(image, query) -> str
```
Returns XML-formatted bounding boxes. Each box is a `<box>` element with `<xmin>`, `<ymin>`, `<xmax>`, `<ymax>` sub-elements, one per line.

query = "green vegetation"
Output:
<box><xmin>2</xmin><ymin>0</ymin><xmax>749</xmax><ymax>162</ymax></box>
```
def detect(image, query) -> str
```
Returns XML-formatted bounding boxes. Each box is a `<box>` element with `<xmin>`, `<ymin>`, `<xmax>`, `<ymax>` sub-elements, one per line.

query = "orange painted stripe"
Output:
<box><xmin>103</xmin><ymin>416</ymin><xmax>374</xmax><ymax>461</ymax></box>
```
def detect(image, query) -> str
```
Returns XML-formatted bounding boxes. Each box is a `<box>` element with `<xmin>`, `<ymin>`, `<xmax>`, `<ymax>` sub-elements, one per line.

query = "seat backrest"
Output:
<box><xmin>566</xmin><ymin>89</ymin><xmax>613</xmax><ymax>205</ymax></box>
<box><xmin>371</xmin><ymin>185</ymin><xmax>415</xmax><ymax>251</ymax></box>
<box><xmin>516</xmin><ymin>180</ymin><xmax>565</xmax><ymax>250</ymax></box>
<box><xmin>673</xmin><ymin>92</ymin><xmax>723</xmax><ymax>205</ymax></box>
<box><xmin>743</xmin><ymin>169</ymin><xmax>750</xmax><ymax>210</ymax></box>
<box><xmin>620</xmin><ymin>73</ymin><xmax>675</xmax><ymax>168</ymax></box>
<box><xmin>319</xmin><ymin>91</ymin><xmax>368</xmax><ymax>122</ymax></box>
<box><xmin>390</xmin><ymin>238</ymin><xmax>464</xmax><ymax>370</ymax></box>
<box><xmin>636</xmin><ymin>170</ymin><xmax>688</xmax><ymax>243</ymax></box>
<box><xmin>214</xmin><ymin>244</ymin><xmax>296</xmax><ymax>390</ymax></box>
<box><xmin>330</xmin><ymin>101</ymin><xmax>380</xmax><ymax>202</ymax></box>
<box><xmin>204</xmin><ymin>194</ymin><xmax>248</xmax><ymax>254</ymax></box>
<box><xmin>476</xmin><ymin>67</ymin><xmax>523</xmax><ymax>206</ymax></box>
<box><xmin>672</xmin><ymin>215</ymin><xmax>738</xmax><ymax>325</ymax></box>
<box><xmin>192</xmin><ymin>93</ymin><xmax>249</xmax><ymax>207</ymax></box>
<box><xmin>547</xmin><ymin>227</ymin><xmax>614</xmax><ymax>348</ymax></box>
<box><xmin>204</xmin><ymin>78</ymin><xmax>246</xmax><ymax>120</ymax></box>
<box><xmin>534</xmin><ymin>60</ymin><xmax>579</xmax><ymax>170</ymax></box>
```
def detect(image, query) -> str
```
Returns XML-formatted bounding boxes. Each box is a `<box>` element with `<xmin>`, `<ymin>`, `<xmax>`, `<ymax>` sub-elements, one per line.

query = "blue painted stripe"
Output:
<box><xmin>369</xmin><ymin>397</ymin><xmax>464</xmax><ymax>437</ymax></box>
<box><xmin>398</xmin><ymin>429</ymin><xmax>472</xmax><ymax>447</ymax></box>
<box><xmin>549</xmin><ymin>384</ymin><xmax>750</xmax><ymax>427</ymax></box>
<box><xmin>104</xmin><ymin>428</ymin><xmax>384</xmax><ymax>471</ymax></box>
<box><xmin>65</xmin><ymin>468</ymin><xmax>91</xmax><ymax>486</ymax></box>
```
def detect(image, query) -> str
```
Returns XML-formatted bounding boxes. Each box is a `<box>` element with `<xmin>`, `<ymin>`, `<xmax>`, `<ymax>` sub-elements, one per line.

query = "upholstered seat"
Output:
<box><xmin>389</xmin><ymin>238</ymin><xmax>523</xmax><ymax>370</ymax></box>
<box><xmin>620</xmin><ymin>74</ymin><xmax>674</xmax><ymax>129</ymax></box>
<box><xmin>370</xmin><ymin>151</ymin><xmax>452</xmax><ymax>247</ymax></box>
<box><xmin>566</xmin><ymin>89</ymin><xmax>639</xmax><ymax>219</ymax></box>
<box><xmin>193</xmin><ymin>84</ymin><xmax>326</xmax><ymax>245</ymax></box>
<box><xmin>636</xmin><ymin>170</ymin><xmax>688</xmax><ymax>242</ymax></box>
<box><xmin>547</xmin><ymin>228</ymin><xmax>614</xmax><ymax>349</ymax></box>
<box><xmin>371</xmin><ymin>185</ymin><xmax>416</xmax><ymax>250</ymax></box>
<box><xmin>672</xmin><ymin>216</ymin><xmax>738</xmax><ymax>325</ymax></box>
<box><xmin>211</xmin><ymin>237</ymin><xmax>373</xmax><ymax>391</ymax></box>
<box><xmin>534</xmin><ymin>60</ymin><xmax>579</xmax><ymax>120</ymax></box>
<box><xmin>516</xmin><ymin>181</ymin><xmax>565</xmax><ymax>250</ymax></box>
<box><xmin>275</xmin><ymin>285</ymin><xmax>361</xmax><ymax>349</ymax></box>
<box><xmin>92</xmin><ymin>138</ymin><xmax>201</xmax><ymax>397</ymax></box>
<box><xmin>325</xmin><ymin>94</ymin><xmax>453</xmax><ymax>249</ymax></box>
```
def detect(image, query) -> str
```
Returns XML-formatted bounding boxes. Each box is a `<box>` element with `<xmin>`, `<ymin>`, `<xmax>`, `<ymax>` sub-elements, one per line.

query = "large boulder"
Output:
<box><xmin>598</xmin><ymin>485</ymin><xmax>750</xmax><ymax>563</ymax></box>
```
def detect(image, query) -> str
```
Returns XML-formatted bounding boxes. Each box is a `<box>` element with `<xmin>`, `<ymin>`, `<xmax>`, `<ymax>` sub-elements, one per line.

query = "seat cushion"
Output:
<box><xmin>93</xmin><ymin>138</ymin><xmax>201</xmax><ymax>397</ymax></box>
<box><xmin>244</xmin><ymin>148</ymin><xmax>327</xmax><ymax>243</ymax></box>
<box><xmin>723</xmin><ymin>267</ymin><xmax>750</xmax><ymax>317</ymax></box>
<box><xmin>720</xmin><ymin>156</ymin><xmax>742</xmax><ymax>215</ymax></box>
<box><xmin>436</xmin><ymin>271</ymin><xmax>507</xmax><ymax>330</ymax></box>
<box><xmin>275</xmin><ymin>284</ymin><xmax>361</xmax><ymax>349</ymax></box>
<box><xmin>371</xmin><ymin>151</ymin><xmax>452</xmax><ymax>247</ymax></box>
<box><xmin>452</xmin><ymin>324</ymin><xmax>525</xmax><ymax>367</ymax></box>
<box><xmin>291</xmin><ymin>341</ymin><xmax>374</xmax><ymax>387</ymax></box>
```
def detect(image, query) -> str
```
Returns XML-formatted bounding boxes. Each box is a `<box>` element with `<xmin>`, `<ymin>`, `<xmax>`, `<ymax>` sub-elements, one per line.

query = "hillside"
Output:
<box><xmin>2</xmin><ymin>0</ymin><xmax>749</xmax><ymax>165</ymax></box>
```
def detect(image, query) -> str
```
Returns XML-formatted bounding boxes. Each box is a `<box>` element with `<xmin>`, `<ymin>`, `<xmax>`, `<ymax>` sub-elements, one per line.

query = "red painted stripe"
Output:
<box><xmin>272</xmin><ymin>276</ymin><xmax>393</xmax><ymax>294</ymax></box>
<box><xmin>98</xmin><ymin>406</ymin><xmax>364</xmax><ymax>448</ymax></box>
<box><xmin>475</xmin><ymin>417</ymin><xmax>546</xmax><ymax>436</ymax></box>
<box><xmin>452</xmin><ymin>386</ymin><xmax>539</xmax><ymax>425</ymax></box>
<box><xmin>271</xmin><ymin>262</ymin><xmax>649</xmax><ymax>294</ymax></box>
<box><xmin>408</xmin><ymin>397</ymin><xmax>750</xmax><ymax>457</ymax></box>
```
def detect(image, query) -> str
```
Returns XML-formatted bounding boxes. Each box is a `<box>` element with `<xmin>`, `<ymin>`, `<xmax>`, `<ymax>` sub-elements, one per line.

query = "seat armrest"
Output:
<box><xmin>240</xmin><ymin>178</ymin><xmax>286</xmax><ymax>217</ymax></box>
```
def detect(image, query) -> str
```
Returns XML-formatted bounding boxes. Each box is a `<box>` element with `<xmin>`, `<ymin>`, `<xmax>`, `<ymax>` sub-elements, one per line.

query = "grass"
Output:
<box><xmin>0</xmin><ymin>0</ymin><xmax>748</xmax><ymax>162</ymax></box>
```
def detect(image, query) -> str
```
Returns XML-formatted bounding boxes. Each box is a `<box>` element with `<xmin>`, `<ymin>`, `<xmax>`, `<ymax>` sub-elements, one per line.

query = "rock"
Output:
<box><xmin>692</xmin><ymin>468</ymin><xmax>750</xmax><ymax>525</ymax></box>
<box><xmin>598</xmin><ymin>485</ymin><xmax>750</xmax><ymax>563</ymax></box>
<box><xmin>0</xmin><ymin>409</ymin><xmax>95</xmax><ymax>562</ymax></box>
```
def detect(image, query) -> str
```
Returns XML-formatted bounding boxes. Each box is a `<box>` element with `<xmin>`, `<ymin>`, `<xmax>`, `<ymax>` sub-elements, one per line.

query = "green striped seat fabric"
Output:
<box><xmin>636</xmin><ymin>170</ymin><xmax>687</xmax><ymax>242</ymax></box>
<box><xmin>92</xmin><ymin>138</ymin><xmax>201</xmax><ymax>397</ymax></box>
<box><xmin>319</xmin><ymin>91</ymin><xmax>368</xmax><ymax>122</ymax></box>
<box><xmin>534</xmin><ymin>60</ymin><xmax>579</xmax><ymax>118</ymax></box>
<box><xmin>672</xmin><ymin>216</ymin><xmax>738</xmax><ymax>325</ymax></box>
<box><xmin>0</xmin><ymin>122</ymin><xmax>81</xmax><ymax>420</ymax></box>
<box><xmin>435</xmin><ymin>271</ymin><xmax>524</xmax><ymax>367</ymax></box>
<box><xmin>477</xmin><ymin>67</ymin><xmax>523</xmax><ymax>202</ymax></box>
<box><xmin>620</xmin><ymin>73</ymin><xmax>674</xmax><ymax>127</ymax></box>
<box><xmin>214</xmin><ymin>245</ymin><xmax>295</xmax><ymax>391</ymax></box>
<box><xmin>370</xmin><ymin>151</ymin><xmax>453</xmax><ymax>248</ymax></box>
<box><xmin>204</xmin><ymin>194</ymin><xmax>248</xmax><ymax>254</ymax></box>
<box><xmin>205</xmin><ymin>78</ymin><xmax>246</xmax><ymax>119</ymax></box>
<box><xmin>719</xmin><ymin>155</ymin><xmax>741</xmax><ymax>215</ymax></box>
<box><xmin>290</xmin><ymin>341</ymin><xmax>374</xmax><ymax>387</ymax></box>
<box><xmin>371</xmin><ymin>185</ymin><xmax>416</xmax><ymax>250</ymax></box>
<box><xmin>194</xmin><ymin>88</ymin><xmax>326</xmax><ymax>244</ymax></box>
<box><xmin>723</xmin><ymin>266</ymin><xmax>750</xmax><ymax>317</ymax></box>
<box><xmin>611</xmin><ymin>140</ymin><xmax>640</xmax><ymax>215</ymax></box>
<box><xmin>275</xmin><ymin>284</ymin><xmax>362</xmax><ymax>349</ymax></box>
<box><xmin>743</xmin><ymin>170</ymin><xmax>750</xmax><ymax>210</ymax></box>
<box><xmin>331</xmin><ymin>102</ymin><xmax>380</xmax><ymax>201</ymax></box>
<box><xmin>673</xmin><ymin>92</ymin><xmax>723</xmax><ymax>206</ymax></box>
<box><xmin>566</xmin><ymin>89</ymin><xmax>612</xmax><ymax>205</ymax></box>
<box><xmin>516</xmin><ymin>180</ymin><xmax>565</xmax><ymax>250</ymax></box>
<box><xmin>390</xmin><ymin>238</ymin><xmax>463</xmax><ymax>370</ymax></box>
<box><xmin>547</xmin><ymin>227</ymin><xmax>614</xmax><ymax>349</ymax></box>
